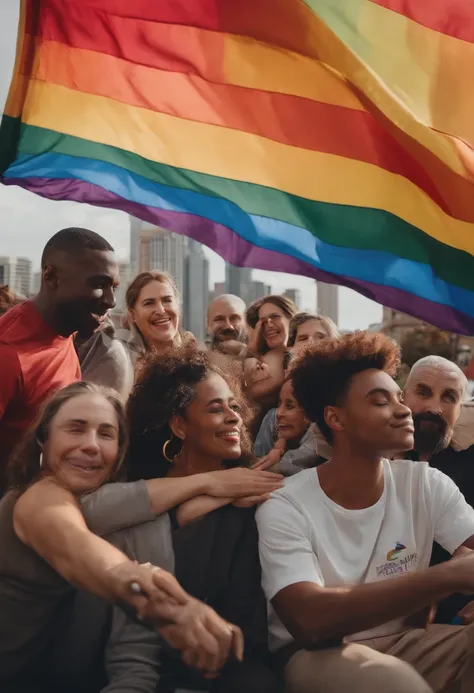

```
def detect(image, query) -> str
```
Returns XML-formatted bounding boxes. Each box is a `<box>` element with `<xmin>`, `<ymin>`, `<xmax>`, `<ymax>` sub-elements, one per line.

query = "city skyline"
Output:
<box><xmin>0</xmin><ymin>0</ymin><xmax>383</xmax><ymax>332</ymax></box>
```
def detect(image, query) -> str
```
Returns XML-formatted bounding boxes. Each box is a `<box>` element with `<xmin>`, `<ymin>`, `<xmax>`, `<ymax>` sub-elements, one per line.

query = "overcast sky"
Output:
<box><xmin>0</xmin><ymin>0</ymin><xmax>382</xmax><ymax>330</ymax></box>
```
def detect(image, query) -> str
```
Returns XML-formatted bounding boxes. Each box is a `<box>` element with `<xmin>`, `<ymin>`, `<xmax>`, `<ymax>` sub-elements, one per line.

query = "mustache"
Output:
<box><xmin>412</xmin><ymin>411</ymin><xmax>448</xmax><ymax>433</ymax></box>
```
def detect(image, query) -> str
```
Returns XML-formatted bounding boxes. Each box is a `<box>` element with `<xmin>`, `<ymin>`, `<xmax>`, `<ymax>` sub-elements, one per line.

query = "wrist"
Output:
<box><xmin>200</xmin><ymin>471</ymin><xmax>218</xmax><ymax>496</ymax></box>
<box><xmin>431</xmin><ymin>561</ymin><xmax>461</xmax><ymax>596</ymax></box>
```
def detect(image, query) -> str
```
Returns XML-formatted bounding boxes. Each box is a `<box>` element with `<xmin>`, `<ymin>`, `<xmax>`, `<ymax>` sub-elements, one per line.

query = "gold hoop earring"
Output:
<box><xmin>163</xmin><ymin>438</ymin><xmax>175</xmax><ymax>464</ymax></box>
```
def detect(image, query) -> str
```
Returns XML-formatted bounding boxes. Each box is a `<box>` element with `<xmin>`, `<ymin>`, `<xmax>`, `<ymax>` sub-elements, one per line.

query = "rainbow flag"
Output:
<box><xmin>1</xmin><ymin>1</ymin><xmax>474</xmax><ymax>333</ymax></box>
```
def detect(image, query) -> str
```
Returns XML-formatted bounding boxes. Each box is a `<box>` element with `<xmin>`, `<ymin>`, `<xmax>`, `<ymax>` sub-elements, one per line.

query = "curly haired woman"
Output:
<box><xmin>126</xmin><ymin>346</ymin><xmax>283</xmax><ymax>693</ymax></box>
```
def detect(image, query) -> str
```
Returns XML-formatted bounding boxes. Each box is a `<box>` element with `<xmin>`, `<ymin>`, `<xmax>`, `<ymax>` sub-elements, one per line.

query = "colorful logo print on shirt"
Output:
<box><xmin>386</xmin><ymin>542</ymin><xmax>406</xmax><ymax>561</ymax></box>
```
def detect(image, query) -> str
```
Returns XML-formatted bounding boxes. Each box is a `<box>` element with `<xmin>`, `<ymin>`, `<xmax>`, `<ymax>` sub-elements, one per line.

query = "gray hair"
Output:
<box><xmin>406</xmin><ymin>356</ymin><xmax>468</xmax><ymax>398</ymax></box>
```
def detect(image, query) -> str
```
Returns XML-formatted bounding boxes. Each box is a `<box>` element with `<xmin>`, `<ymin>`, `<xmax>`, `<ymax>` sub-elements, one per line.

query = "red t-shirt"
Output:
<box><xmin>0</xmin><ymin>301</ymin><xmax>81</xmax><ymax>490</ymax></box>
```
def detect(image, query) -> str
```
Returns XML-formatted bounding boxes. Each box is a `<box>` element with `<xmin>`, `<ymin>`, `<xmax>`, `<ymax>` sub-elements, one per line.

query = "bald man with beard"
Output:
<box><xmin>404</xmin><ymin>356</ymin><xmax>474</xmax><ymax>624</ymax></box>
<box><xmin>206</xmin><ymin>294</ymin><xmax>248</xmax><ymax>357</ymax></box>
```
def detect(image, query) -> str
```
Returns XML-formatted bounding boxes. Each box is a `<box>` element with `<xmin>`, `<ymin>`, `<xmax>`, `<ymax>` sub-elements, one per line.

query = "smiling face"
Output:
<box><xmin>293</xmin><ymin>318</ymin><xmax>332</xmax><ymax>357</ymax></box>
<box><xmin>130</xmin><ymin>280</ymin><xmax>179</xmax><ymax>349</ymax></box>
<box><xmin>207</xmin><ymin>296</ymin><xmax>247</xmax><ymax>344</ymax></box>
<box><xmin>404</xmin><ymin>364</ymin><xmax>465</xmax><ymax>456</ymax></box>
<box><xmin>51</xmin><ymin>248</ymin><xmax>119</xmax><ymax>338</ymax></box>
<box><xmin>172</xmin><ymin>372</ymin><xmax>243</xmax><ymax>465</ymax></box>
<box><xmin>327</xmin><ymin>369</ymin><xmax>414</xmax><ymax>456</ymax></box>
<box><xmin>42</xmin><ymin>393</ymin><xmax>120</xmax><ymax>494</ymax></box>
<box><xmin>277</xmin><ymin>380</ymin><xmax>309</xmax><ymax>442</ymax></box>
<box><xmin>258</xmin><ymin>302</ymin><xmax>290</xmax><ymax>350</ymax></box>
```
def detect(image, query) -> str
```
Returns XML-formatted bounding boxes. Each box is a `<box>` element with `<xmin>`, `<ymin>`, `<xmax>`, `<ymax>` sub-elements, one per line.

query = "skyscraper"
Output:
<box><xmin>0</xmin><ymin>257</ymin><xmax>32</xmax><ymax>296</ymax></box>
<box><xmin>317</xmin><ymin>281</ymin><xmax>339</xmax><ymax>325</ymax></box>
<box><xmin>183</xmin><ymin>240</ymin><xmax>209</xmax><ymax>341</ymax></box>
<box><xmin>284</xmin><ymin>288</ymin><xmax>301</xmax><ymax>308</ymax></box>
<box><xmin>129</xmin><ymin>218</ymin><xmax>188</xmax><ymax>297</ymax></box>
<box><xmin>225</xmin><ymin>264</ymin><xmax>252</xmax><ymax>303</ymax></box>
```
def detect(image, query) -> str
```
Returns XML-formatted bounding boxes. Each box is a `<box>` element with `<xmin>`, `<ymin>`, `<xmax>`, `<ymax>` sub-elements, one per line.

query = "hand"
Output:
<box><xmin>247</xmin><ymin>319</ymin><xmax>263</xmax><ymax>354</ymax></box>
<box><xmin>457</xmin><ymin>601</ymin><xmax>474</xmax><ymax>624</ymax></box>
<box><xmin>107</xmin><ymin>561</ymin><xmax>188</xmax><ymax>622</ymax></box>
<box><xmin>160</xmin><ymin>597</ymin><xmax>244</xmax><ymax>676</ymax></box>
<box><xmin>252</xmin><ymin>449</ymin><xmax>284</xmax><ymax>471</ymax></box>
<box><xmin>233</xmin><ymin>493</ymin><xmax>271</xmax><ymax>508</ymax></box>
<box><xmin>204</xmin><ymin>467</ymin><xmax>283</xmax><ymax>498</ymax></box>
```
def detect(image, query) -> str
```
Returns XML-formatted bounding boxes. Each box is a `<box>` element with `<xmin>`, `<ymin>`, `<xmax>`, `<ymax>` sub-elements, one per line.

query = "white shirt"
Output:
<box><xmin>256</xmin><ymin>459</ymin><xmax>474</xmax><ymax>651</ymax></box>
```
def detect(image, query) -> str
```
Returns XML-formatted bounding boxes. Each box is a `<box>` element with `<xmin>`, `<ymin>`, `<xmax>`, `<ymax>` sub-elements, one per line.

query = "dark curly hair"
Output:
<box><xmin>126</xmin><ymin>346</ymin><xmax>253</xmax><ymax>481</ymax></box>
<box><xmin>290</xmin><ymin>331</ymin><xmax>400</xmax><ymax>444</ymax></box>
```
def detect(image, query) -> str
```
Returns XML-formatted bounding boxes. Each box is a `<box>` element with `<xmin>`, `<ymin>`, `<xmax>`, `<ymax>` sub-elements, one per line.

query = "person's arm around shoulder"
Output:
<box><xmin>13</xmin><ymin>478</ymin><xmax>188</xmax><ymax>611</ymax></box>
<box><xmin>0</xmin><ymin>343</ymin><xmax>23</xmax><ymax>422</ymax></box>
<box><xmin>82</xmin><ymin>469</ymin><xmax>283</xmax><ymax>535</ymax></box>
<box><xmin>256</xmin><ymin>492</ymin><xmax>474</xmax><ymax>646</ymax></box>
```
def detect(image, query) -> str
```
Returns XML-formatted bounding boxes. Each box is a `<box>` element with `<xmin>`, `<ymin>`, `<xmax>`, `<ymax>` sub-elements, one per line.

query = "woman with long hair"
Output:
<box><xmin>254</xmin><ymin>313</ymin><xmax>339</xmax><ymax>469</ymax></box>
<box><xmin>126</xmin><ymin>346</ymin><xmax>283</xmax><ymax>693</ymax></box>
<box><xmin>118</xmin><ymin>271</ymin><xmax>195</xmax><ymax>371</ymax></box>
<box><xmin>244</xmin><ymin>295</ymin><xmax>297</xmax><ymax>414</ymax></box>
<box><xmin>0</xmin><ymin>381</ymin><xmax>264</xmax><ymax>692</ymax></box>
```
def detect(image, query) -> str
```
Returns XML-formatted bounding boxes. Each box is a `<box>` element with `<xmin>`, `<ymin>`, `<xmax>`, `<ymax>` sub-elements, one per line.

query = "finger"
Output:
<box><xmin>204</xmin><ymin>614</ymin><xmax>233</xmax><ymax>666</ymax></box>
<box><xmin>251</xmin><ymin>459</ymin><xmax>271</xmax><ymax>471</ymax></box>
<box><xmin>253</xmin><ymin>471</ymin><xmax>284</xmax><ymax>479</ymax></box>
<box><xmin>230</xmin><ymin>625</ymin><xmax>245</xmax><ymax>662</ymax></box>
<box><xmin>151</xmin><ymin>569</ymin><xmax>189</xmax><ymax>605</ymax></box>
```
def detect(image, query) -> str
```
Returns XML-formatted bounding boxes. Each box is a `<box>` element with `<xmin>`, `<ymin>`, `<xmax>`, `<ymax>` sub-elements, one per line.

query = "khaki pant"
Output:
<box><xmin>284</xmin><ymin>623</ymin><xmax>474</xmax><ymax>693</ymax></box>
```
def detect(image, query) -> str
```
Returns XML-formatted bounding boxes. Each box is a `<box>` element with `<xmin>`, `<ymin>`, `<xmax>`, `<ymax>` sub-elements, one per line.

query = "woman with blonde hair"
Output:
<box><xmin>118</xmin><ymin>271</ymin><xmax>195</xmax><ymax>372</ymax></box>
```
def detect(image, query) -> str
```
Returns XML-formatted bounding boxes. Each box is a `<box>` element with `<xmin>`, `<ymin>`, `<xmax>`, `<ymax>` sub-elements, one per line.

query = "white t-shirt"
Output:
<box><xmin>256</xmin><ymin>459</ymin><xmax>474</xmax><ymax>652</ymax></box>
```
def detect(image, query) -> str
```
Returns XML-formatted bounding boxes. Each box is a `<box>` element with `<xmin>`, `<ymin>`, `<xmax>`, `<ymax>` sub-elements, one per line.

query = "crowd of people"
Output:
<box><xmin>1</xmin><ymin>227</ymin><xmax>474</xmax><ymax>693</ymax></box>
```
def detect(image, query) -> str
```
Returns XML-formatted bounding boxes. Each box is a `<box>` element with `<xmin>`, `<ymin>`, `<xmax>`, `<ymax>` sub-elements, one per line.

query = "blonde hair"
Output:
<box><xmin>123</xmin><ymin>271</ymin><xmax>180</xmax><ymax>333</ymax></box>
<box><xmin>288</xmin><ymin>312</ymin><xmax>340</xmax><ymax>347</ymax></box>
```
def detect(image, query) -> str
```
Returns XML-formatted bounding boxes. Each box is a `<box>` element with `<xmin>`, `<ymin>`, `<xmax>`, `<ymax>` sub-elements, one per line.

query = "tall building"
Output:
<box><xmin>113</xmin><ymin>262</ymin><xmax>132</xmax><ymax>314</ymax></box>
<box><xmin>32</xmin><ymin>270</ymin><xmax>42</xmax><ymax>295</ymax></box>
<box><xmin>317</xmin><ymin>281</ymin><xmax>339</xmax><ymax>325</ymax></box>
<box><xmin>129</xmin><ymin>218</ymin><xmax>188</xmax><ymax>297</ymax></box>
<box><xmin>0</xmin><ymin>257</ymin><xmax>32</xmax><ymax>297</ymax></box>
<box><xmin>284</xmin><ymin>288</ymin><xmax>301</xmax><ymax>308</ymax></box>
<box><xmin>246</xmin><ymin>280</ymin><xmax>272</xmax><ymax>305</ymax></box>
<box><xmin>183</xmin><ymin>240</ymin><xmax>209</xmax><ymax>341</ymax></box>
<box><xmin>225</xmin><ymin>264</ymin><xmax>252</xmax><ymax>303</ymax></box>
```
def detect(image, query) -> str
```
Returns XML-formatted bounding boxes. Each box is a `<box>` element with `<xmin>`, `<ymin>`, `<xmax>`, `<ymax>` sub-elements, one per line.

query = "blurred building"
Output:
<box><xmin>183</xmin><ymin>240</ymin><xmax>209</xmax><ymax>341</ymax></box>
<box><xmin>113</xmin><ymin>262</ymin><xmax>132</xmax><ymax>314</ymax></box>
<box><xmin>225</xmin><ymin>265</ymin><xmax>252</xmax><ymax>304</ymax></box>
<box><xmin>246</xmin><ymin>280</ymin><xmax>272</xmax><ymax>305</ymax></box>
<box><xmin>32</xmin><ymin>270</ymin><xmax>42</xmax><ymax>295</ymax></box>
<box><xmin>0</xmin><ymin>256</ymin><xmax>32</xmax><ymax>297</ymax></box>
<box><xmin>317</xmin><ymin>281</ymin><xmax>339</xmax><ymax>325</ymax></box>
<box><xmin>129</xmin><ymin>218</ymin><xmax>188</xmax><ymax>297</ymax></box>
<box><xmin>284</xmin><ymin>288</ymin><xmax>301</xmax><ymax>308</ymax></box>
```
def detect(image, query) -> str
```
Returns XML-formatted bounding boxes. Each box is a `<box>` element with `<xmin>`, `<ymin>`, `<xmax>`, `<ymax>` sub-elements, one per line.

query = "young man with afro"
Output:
<box><xmin>257</xmin><ymin>331</ymin><xmax>474</xmax><ymax>693</ymax></box>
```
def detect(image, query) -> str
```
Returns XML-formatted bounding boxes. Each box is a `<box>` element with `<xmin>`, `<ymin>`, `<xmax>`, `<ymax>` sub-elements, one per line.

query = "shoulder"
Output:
<box><xmin>388</xmin><ymin>458</ymin><xmax>458</xmax><ymax>494</ymax></box>
<box><xmin>256</xmin><ymin>470</ymin><xmax>315</xmax><ymax>523</ymax></box>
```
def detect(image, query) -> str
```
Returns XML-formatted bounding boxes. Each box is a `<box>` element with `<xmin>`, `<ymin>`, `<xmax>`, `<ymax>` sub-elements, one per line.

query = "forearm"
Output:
<box><xmin>278</xmin><ymin>564</ymin><xmax>455</xmax><ymax>644</ymax></box>
<box><xmin>176</xmin><ymin>495</ymin><xmax>232</xmax><ymax>526</ymax></box>
<box><xmin>82</xmin><ymin>481</ymin><xmax>155</xmax><ymax>536</ymax></box>
<box><xmin>145</xmin><ymin>474</ymin><xmax>213</xmax><ymax>515</ymax></box>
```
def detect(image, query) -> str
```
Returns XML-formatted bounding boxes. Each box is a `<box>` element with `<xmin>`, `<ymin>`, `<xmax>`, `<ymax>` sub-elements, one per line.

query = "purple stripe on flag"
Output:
<box><xmin>4</xmin><ymin>174</ymin><xmax>474</xmax><ymax>334</ymax></box>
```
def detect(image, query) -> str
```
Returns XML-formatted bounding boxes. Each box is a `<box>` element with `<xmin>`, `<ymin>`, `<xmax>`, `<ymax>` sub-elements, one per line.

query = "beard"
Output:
<box><xmin>211</xmin><ymin>329</ymin><xmax>247</xmax><ymax>345</ymax></box>
<box><xmin>413</xmin><ymin>412</ymin><xmax>451</xmax><ymax>456</ymax></box>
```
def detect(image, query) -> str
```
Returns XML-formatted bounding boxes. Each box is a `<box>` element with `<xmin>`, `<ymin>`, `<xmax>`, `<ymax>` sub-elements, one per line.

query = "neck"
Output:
<box><xmin>33</xmin><ymin>292</ymin><xmax>68</xmax><ymax>337</ymax></box>
<box><xmin>318</xmin><ymin>440</ymin><xmax>385</xmax><ymax>510</ymax></box>
<box><xmin>172</xmin><ymin>447</ymin><xmax>223</xmax><ymax>476</ymax></box>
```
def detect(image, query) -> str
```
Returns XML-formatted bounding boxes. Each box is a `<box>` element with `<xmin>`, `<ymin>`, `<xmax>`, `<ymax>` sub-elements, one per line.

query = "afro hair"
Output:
<box><xmin>290</xmin><ymin>331</ymin><xmax>400</xmax><ymax>443</ymax></box>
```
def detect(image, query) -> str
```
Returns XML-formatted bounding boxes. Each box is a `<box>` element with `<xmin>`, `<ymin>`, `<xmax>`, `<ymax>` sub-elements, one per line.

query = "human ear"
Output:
<box><xmin>325</xmin><ymin>406</ymin><xmax>344</xmax><ymax>434</ymax></box>
<box><xmin>43</xmin><ymin>264</ymin><xmax>59</xmax><ymax>290</ymax></box>
<box><xmin>169</xmin><ymin>414</ymin><xmax>186</xmax><ymax>441</ymax></box>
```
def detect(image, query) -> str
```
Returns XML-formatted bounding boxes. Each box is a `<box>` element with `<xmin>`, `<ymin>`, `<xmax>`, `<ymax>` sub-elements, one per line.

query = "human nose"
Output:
<box><xmin>223</xmin><ymin>318</ymin><xmax>232</xmax><ymax>330</ymax></box>
<box><xmin>102</xmin><ymin>286</ymin><xmax>116</xmax><ymax>310</ymax></box>
<box><xmin>80</xmin><ymin>430</ymin><xmax>101</xmax><ymax>455</ymax></box>
<box><xmin>395</xmin><ymin>401</ymin><xmax>412</xmax><ymax>420</ymax></box>
<box><xmin>224</xmin><ymin>406</ymin><xmax>241</xmax><ymax>424</ymax></box>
